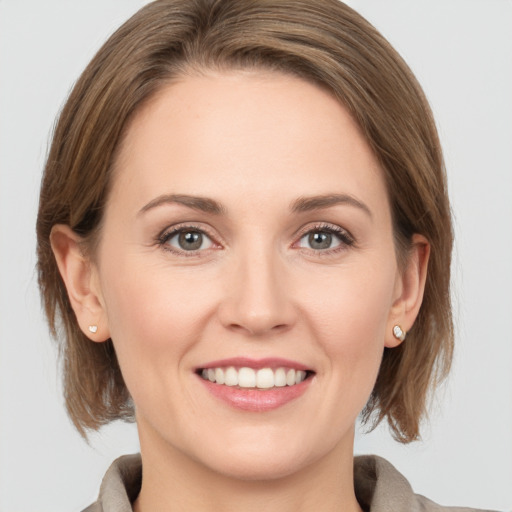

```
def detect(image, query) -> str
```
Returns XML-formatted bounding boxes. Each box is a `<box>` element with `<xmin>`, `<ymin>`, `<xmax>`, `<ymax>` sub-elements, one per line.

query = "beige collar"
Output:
<box><xmin>83</xmin><ymin>453</ymin><xmax>493</xmax><ymax>512</ymax></box>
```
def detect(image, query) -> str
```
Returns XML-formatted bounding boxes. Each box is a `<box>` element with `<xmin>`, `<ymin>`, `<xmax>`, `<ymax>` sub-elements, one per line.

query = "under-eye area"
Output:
<box><xmin>197</xmin><ymin>367</ymin><xmax>315</xmax><ymax>389</ymax></box>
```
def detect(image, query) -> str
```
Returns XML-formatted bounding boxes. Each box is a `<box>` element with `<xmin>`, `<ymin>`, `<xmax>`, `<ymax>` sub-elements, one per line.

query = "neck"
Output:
<box><xmin>133</xmin><ymin>427</ymin><xmax>363</xmax><ymax>512</ymax></box>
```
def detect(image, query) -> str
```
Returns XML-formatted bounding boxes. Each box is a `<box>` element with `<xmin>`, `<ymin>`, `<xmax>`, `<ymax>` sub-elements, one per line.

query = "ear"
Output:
<box><xmin>50</xmin><ymin>225</ymin><xmax>110</xmax><ymax>342</ymax></box>
<box><xmin>385</xmin><ymin>234</ymin><xmax>430</xmax><ymax>348</ymax></box>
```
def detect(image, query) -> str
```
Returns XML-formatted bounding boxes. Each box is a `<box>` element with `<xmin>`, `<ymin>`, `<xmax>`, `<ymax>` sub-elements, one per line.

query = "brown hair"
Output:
<box><xmin>37</xmin><ymin>0</ymin><xmax>453</xmax><ymax>441</ymax></box>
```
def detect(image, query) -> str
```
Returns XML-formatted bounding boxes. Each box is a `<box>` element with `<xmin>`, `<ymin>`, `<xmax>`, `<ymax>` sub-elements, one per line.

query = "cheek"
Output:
<box><xmin>309</xmin><ymin>260</ymin><xmax>396</xmax><ymax>346</ymax></box>
<box><xmin>306</xmin><ymin>260</ymin><xmax>397</xmax><ymax>394</ymax></box>
<box><xmin>97</xmin><ymin>254</ymin><xmax>219</xmax><ymax>381</ymax></box>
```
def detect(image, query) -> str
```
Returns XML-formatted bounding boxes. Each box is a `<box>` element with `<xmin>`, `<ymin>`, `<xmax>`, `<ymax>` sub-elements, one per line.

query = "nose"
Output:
<box><xmin>218</xmin><ymin>246</ymin><xmax>296</xmax><ymax>337</ymax></box>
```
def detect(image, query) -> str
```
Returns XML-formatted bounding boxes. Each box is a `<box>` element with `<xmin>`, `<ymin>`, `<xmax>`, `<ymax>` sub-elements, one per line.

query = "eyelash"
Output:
<box><xmin>156</xmin><ymin>222</ymin><xmax>355</xmax><ymax>257</ymax></box>
<box><xmin>294</xmin><ymin>223</ymin><xmax>355</xmax><ymax>256</ymax></box>
<box><xmin>157</xmin><ymin>224</ymin><xmax>218</xmax><ymax>257</ymax></box>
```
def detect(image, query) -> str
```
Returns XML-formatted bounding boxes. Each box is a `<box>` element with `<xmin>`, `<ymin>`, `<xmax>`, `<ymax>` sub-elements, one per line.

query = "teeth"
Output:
<box><xmin>238</xmin><ymin>367</ymin><xmax>256</xmax><ymax>388</ymax></box>
<box><xmin>200</xmin><ymin>366</ymin><xmax>309</xmax><ymax>388</ymax></box>
<box><xmin>274</xmin><ymin>368</ymin><xmax>287</xmax><ymax>387</ymax></box>
<box><xmin>224</xmin><ymin>366</ymin><xmax>238</xmax><ymax>386</ymax></box>
<box><xmin>295</xmin><ymin>370</ymin><xmax>306</xmax><ymax>384</ymax></box>
<box><xmin>256</xmin><ymin>368</ymin><xmax>274</xmax><ymax>389</ymax></box>
<box><xmin>215</xmin><ymin>368</ymin><xmax>225</xmax><ymax>385</ymax></box>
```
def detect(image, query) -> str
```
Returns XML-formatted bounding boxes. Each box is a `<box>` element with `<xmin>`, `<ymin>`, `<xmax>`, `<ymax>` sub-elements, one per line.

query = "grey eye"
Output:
<box><xmin>168</xmin><ymin>230</ymin><xmax>213</xmax><ymax>251</ymax></box>
<box><xmin>299</xmin><ymin>230</ymin><xmax>341</xmax><ymax>250</ymax></box>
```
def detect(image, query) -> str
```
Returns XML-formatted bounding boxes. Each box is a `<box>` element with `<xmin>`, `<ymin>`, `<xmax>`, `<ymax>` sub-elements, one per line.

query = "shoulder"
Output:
<box><xmin>354</xmin><ymin>455</ymin><xmax>497</xmax><ymax>512</ymax></box>
<box><xmin>81</xmin><ymin>454</ymin><xmax>142</xmax><ymax>512</ymax></box>
<box><xmin>82</xmin><ymin>504</ymin><xmax>102</xmax><ymax>512</ymax></box>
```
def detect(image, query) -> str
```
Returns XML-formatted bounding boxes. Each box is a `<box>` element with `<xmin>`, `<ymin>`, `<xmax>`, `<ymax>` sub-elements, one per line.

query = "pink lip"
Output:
<box><xmin>198</xmin><ymin>376</ymin><xmax>312</xmax><ymax>412</ymax></box>
<box><xmin>195</xmin><ymin>357</ymin><xmax>314</xmax><ymax>412</ymax></box>
<box><xmin>197</xmin><ymin>357</ymin><xmax>311</xmax><ymax>371</ymax></box>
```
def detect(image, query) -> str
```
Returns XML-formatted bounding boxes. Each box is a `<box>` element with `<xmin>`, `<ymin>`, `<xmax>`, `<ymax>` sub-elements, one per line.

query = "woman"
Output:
<box><xmin>35</xmin><ymin>1</ymin><xmax>496</xmax><ymax>511</ymax></box>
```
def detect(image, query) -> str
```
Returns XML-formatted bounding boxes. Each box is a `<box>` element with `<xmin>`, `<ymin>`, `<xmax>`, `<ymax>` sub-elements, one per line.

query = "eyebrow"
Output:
<box><xmin>291</xmin><ymin>194</ymin><xmax>373</xmax><ymax>218</ymax></box>
<box><xmin>138</xmin><ymin>194</ymin><xmax>226</xmax><ymax>216</ymax></box>
<box><xmin>138</xmin><ymin>192</ymin><xmax>372</xmax><ymax>218</ymax></box>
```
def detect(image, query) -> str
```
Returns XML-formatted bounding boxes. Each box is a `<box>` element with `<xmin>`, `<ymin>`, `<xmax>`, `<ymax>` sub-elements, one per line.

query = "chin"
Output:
<box><xmin>203</xmin><ymin>451</ymin><xmax>311</xmax><ymax>482</ymax></box>
<box><xmin>186</xmin><ymin>427</ymin><xmax>337</xmax><ymax>482</ymax></box>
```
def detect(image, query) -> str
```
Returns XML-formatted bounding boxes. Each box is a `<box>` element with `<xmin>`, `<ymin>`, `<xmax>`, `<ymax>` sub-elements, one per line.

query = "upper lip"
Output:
<box><xmin>197</xmin><ymin>357</ymin><xmax>313</xmax><ymax>372</ymax></box>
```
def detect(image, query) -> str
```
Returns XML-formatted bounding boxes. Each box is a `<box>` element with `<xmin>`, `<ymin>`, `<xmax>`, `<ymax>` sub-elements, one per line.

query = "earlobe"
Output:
<box><xmin>385</xmin><ymin>234</ymin><xmax>430</xmax><ymax>348</ymax></box>
<box><xmin>50</xmin><ymin>225</ymin><xmax>110</xmax><ymax>342</ymax></box>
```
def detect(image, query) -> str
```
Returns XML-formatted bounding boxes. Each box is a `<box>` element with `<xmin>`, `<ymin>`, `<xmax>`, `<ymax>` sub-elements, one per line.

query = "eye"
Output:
<box><xmin>161</xmin><ymin>228</ymin><xmax>214</xmax><ymax>252</ymax></box>
<box><xmin>296</xmin><ymin>225</ymin><xmax>354</xmax><ymax>252</ymax></box>
<box><xmin>299</xmin><ymin>231</ymin><xmax>340</xmax><ymax>250</ymax></box>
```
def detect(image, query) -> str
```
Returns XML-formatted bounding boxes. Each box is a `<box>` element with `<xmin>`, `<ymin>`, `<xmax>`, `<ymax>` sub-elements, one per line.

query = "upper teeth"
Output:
<box><xmin>201</xmin><ymin>367</ymin><xmax>307</xmax><ymax>389</ymax></box>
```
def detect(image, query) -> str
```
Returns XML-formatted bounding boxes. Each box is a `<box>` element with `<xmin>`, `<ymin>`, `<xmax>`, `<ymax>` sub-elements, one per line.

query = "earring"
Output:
<box><xmin>393</xmin><ymin>325</ymin><xmax>406</xmax><ymax>342</ymax></box>
<box><xmin>88</xmin><ymin>325</ymin><xmax>98</xmax><ymax>334</ymax></box>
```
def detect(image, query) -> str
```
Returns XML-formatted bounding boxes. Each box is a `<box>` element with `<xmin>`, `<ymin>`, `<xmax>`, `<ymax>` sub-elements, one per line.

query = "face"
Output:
<box><xmin>91</xmin><ymin>71</ymin><xmax>406</xmax><ymax>479</ymax></box>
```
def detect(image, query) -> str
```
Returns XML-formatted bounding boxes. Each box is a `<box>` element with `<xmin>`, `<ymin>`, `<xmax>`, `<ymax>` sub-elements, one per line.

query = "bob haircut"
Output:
<box><xmin>37</xmin><ymin>0</ymin><xmax>453</xmax><ymax>442</ymax></box>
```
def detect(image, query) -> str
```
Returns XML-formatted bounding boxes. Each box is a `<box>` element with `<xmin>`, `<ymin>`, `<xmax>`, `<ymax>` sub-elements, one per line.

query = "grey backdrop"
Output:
<box><xmin>1</xmin><ymin>1</ymin><xmax>511</xmax><ymax>511</ymax></box>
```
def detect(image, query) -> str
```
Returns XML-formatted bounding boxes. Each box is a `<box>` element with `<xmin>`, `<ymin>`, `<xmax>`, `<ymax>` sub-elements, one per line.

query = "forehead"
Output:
<box><xmin>110</xmin><ymin>70</ymin><xmax>387</xmax><ymax>214</ymax></box>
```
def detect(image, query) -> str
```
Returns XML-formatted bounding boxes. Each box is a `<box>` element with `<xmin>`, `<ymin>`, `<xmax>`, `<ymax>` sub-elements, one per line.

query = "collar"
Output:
<box><xmin>84</xmin><ymin>453</ymin><xmax>490</xmax><ymax>512</ymax></box>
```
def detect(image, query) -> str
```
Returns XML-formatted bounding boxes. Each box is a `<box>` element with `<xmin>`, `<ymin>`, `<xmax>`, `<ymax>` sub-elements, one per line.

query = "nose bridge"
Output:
<box><xmin>220</xmin><ymin>235</ymin><xmax>294</xmax><ymax>336</ymax></box>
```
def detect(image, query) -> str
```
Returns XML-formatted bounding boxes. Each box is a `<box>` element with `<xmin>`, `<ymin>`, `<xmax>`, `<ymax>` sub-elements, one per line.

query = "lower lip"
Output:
<box><xmin>198</xmin><ymin>375</ymin><xmax>312</xmax><ymax>412</ymax></box>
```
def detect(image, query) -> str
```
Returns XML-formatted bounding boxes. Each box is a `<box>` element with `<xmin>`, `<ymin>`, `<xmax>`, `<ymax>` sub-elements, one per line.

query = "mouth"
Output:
<box><xmin>195</xmin><ymin>358</ymin><xmax>315</xmax><ymax>411</ymax></box>
<box><xmin>197</xmin><ymin>366</ymin><xmax>314</xmax><ymax>389</ymax></box>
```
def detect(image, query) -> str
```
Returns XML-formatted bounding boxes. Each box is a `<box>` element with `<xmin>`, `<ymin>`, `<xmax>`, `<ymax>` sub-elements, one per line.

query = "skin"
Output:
<box><xmin>52</xmin><ymin>70</ymin><xmax>429</xmax><ymax>512</ymax></box>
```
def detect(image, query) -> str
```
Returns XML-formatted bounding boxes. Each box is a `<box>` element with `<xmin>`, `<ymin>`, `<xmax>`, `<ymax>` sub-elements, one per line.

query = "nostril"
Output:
<box><xmin>226</xmin><ymin>320</ymin><xmax>291</xmax><ymax>337</ymax></box>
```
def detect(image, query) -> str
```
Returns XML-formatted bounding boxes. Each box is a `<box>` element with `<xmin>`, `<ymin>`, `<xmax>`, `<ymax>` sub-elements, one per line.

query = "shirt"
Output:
<box><xmin>82</xmin><ymin>453</ymin><xmax>496</xmax><ymax>512</ymax></box>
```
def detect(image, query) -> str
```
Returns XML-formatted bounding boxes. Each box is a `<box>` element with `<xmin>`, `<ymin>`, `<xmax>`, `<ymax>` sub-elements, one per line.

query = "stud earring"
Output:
<box><xmin>393</xmin><ymin>325</ymin><xmax>406</xmax><ymax>342</ymax></box>
<box><xmin>88</xmin><ymin>325</ymin><xmax>98</xmax><ymax>334</ymax></box>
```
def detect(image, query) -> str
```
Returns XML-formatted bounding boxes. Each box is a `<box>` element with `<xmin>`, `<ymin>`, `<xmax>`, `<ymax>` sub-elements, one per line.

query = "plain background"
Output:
<box><xmin>1</xmin><ymin>1</ymin><xmax>511</xmax><ymax>511</ymax></box>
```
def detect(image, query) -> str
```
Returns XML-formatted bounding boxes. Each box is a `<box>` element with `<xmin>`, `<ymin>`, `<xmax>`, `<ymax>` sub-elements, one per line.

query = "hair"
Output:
<box><xmin>37</xmin><ymin>0</ymin><xmax>453</xmax><ymax>442</ymax></box>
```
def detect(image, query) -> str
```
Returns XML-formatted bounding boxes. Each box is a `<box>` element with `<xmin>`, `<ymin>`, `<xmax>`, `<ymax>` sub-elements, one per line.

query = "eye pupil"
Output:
<box><xmin>178</xmin><ymin>231</ymin><xmax>203</xmax><ymax>250</ymax></box>
<box><xmin>308</xmin><ymin>232</ymin><xmax>332</xmax><ymax>249</ymax></box>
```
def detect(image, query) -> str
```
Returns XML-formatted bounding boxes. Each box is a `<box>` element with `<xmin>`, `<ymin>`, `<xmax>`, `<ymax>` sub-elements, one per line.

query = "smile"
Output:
<box><xmin>200</xmin><ymin>366</ymin><xmax>309</xmax><ymax>389</ymax></box>
<box><xmin>196</xmin><ymin>358</ymin><xmax>315</xmax><ymax>411</ymax></box>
